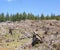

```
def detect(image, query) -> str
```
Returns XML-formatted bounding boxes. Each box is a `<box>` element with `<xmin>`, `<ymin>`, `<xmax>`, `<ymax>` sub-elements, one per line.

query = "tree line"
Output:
<box><xmin>0</xmin><ymin>12</ymin><xmax>60</xmax><ymax>22</ymax></box>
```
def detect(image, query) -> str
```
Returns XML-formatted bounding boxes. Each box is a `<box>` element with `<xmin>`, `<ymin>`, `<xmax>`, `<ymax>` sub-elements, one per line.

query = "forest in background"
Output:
<box><xmin>0</xmin><ymin>12</ymin><xmax>60</xmax><ymax>22</ymax></box>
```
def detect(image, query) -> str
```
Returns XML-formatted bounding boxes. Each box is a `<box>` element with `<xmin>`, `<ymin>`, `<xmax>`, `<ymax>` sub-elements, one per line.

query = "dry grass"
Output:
<box><xmin>0</xmin><ymin>48</ymin><xmax>8</xmax><ymax>50</ymax></box>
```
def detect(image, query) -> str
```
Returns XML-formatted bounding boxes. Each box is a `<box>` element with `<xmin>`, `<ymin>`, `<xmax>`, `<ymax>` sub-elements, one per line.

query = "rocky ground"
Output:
<box><xmin>0</xmin><ymin>20</ymin><xmax>60</xmax><ymax>50</ymax></box>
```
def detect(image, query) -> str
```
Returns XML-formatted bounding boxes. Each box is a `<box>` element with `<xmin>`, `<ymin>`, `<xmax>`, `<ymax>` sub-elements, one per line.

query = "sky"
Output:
<box><xmin>0</xmin><ymin>0</ymin><xmax>60</xmax><ymax>15</ymax></box>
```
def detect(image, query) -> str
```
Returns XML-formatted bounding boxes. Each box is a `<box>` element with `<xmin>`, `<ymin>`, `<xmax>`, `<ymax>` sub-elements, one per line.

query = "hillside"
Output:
<box><xmin>0</xmin><ymin>20</ymin><xmax>60</xmax><ymax>50</ymax></box>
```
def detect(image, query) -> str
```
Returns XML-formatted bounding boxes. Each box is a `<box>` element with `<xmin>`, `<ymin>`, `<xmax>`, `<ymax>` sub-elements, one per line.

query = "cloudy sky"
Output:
<box><xmin>0</xmin><ymin>0</ymin><xmax>60</xmax><ymax>15</ymax></box>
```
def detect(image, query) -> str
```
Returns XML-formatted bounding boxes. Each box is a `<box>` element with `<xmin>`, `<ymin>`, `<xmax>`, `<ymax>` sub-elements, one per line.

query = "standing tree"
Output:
<box><xmin>27</xmin><ymin>13</ymin><xmax>35</xmax><ymax>20</ymax></box>
<box><xmin>0</xmin><ymin>13</ymin><xmax>5</xmax><ymax>22</ymax></box>
<box><xmin>51</xmin><ymin>14</ymin><xmax>55</xmax><ymax>19</ymax></box>
<box><xmin>46</xmin><ymin>15</ymin><xmax>50</xmax><ymax>20</ymax></box>
<box><xmin>40</xmin><ymin>14</ymin><xmax>44</xmax><ymax>20</ymax></box>
<box><xmin>5</xmin><ymin>13</ymin><xmax>10</xmax><ymax>21</ymax></box>
<box><xmin>22</xmin><ymin>12</ymin><xmax>27</xmax><ymax>20</ymax></box>
<box><xmin>15</xmin><ymin>13</ymin><xmax>20</xmax><ymax>21</ymax></box>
